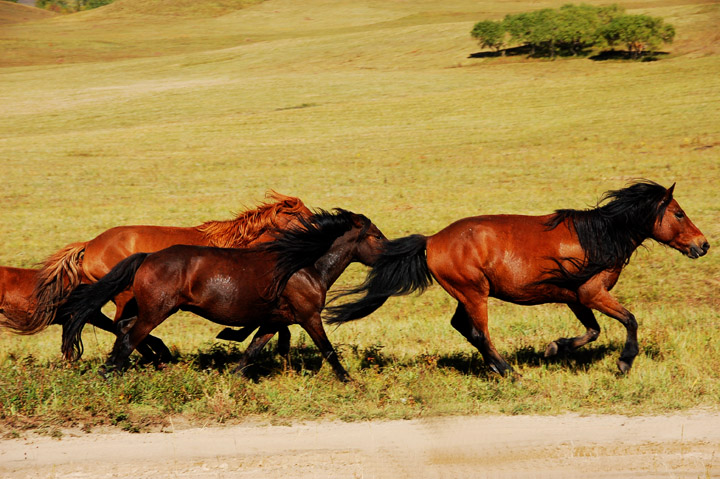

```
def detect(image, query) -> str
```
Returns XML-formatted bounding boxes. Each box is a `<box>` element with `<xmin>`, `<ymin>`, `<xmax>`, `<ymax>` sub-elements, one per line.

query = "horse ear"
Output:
<box><xmin>662</xmin><ymin>183</ymin><xmax>676</xmax><ymax>205</ymax></box>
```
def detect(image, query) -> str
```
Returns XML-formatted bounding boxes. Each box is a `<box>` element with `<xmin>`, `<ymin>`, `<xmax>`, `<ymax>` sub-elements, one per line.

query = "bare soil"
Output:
<box><xmin>1</xmin><ymin>413</ymin><xmax>718</xmax><ymax>478</ymax></box>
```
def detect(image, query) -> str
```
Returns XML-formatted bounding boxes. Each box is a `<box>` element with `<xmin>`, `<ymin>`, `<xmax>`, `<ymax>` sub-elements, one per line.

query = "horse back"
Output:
<box><xmin>132</xmin><ymin>245</ymin><xmax>275</xmax><ymax>325</ymax></box>
<box><xmin>82</xmin><ymin>225</ymin><xmax>207</xmax><ymax>280</ymax></box>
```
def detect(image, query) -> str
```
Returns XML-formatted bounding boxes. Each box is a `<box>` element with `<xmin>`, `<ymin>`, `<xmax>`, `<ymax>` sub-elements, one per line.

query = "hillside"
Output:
<box><xmin>0</xmin><ymin>0</ymin><xmax>717</xmax><ymax>67</ymax></box>
<box><xmin>0</xmin><ymin>0</ymin><xmax>55</xmax><ymax>25</ymax></box>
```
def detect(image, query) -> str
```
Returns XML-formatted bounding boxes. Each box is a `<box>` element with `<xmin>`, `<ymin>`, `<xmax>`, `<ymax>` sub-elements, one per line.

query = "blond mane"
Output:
<box><xmin>197</xmin><ymin>192</ymin><xmax>312</xmax><ymax>248</ymax></box>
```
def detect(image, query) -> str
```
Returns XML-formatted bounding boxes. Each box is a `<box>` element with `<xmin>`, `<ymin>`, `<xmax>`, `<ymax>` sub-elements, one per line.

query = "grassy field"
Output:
<box><xmin>0</xmin><ymin>0</ymin><xmax>718</xmax><ymax>434</ymax></box>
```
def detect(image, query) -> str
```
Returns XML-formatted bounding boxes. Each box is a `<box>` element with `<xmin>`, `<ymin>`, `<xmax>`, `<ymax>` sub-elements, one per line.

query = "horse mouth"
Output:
<box><xmin>686</xmin><ymin>242</ymin><xmax>710</xmax><ymax>259</ymax></box>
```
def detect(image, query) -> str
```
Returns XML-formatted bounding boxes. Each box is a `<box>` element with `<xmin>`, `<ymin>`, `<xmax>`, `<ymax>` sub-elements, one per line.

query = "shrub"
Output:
<box><xmin>601</xmin><ymin>14</ymin><xmax>676</xmax><ymax>59</ymax></box>
<box><xmin>471</xmin><ymin>4</ymin><xmax>675</xmax><ymax>60</ymax></box>
<box><xmin>471</xmin><ymin>20</ymin><xmax>507</xmax><ymax>54</ymax></box>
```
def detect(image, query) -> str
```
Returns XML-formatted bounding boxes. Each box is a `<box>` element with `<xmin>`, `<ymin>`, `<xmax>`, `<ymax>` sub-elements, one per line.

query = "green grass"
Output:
<box><xmin>0</xmin><ymin>0</ymin><xmax>718</xmax><ymax>433</ymax></box>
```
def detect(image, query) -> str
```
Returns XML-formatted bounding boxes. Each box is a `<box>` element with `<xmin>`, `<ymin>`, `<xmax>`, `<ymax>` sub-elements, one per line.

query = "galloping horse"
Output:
<box><xmin>326</xmin><ymin>181</ymin><xmax>709</xmax><ymax>375</ymax></box>
<box><xmin>60</xmin><ymin>210</ymin><xmax>386</xmax><ymax>381</ymax></box>
<box><xmin>27</xmin><ymin>192</ymin><xmax>312</xmax><ymax>356</ymax></box>
<box><xmin>0</xmin><ymin>266</ymin><xmax>162</xmax><ymax>360</ymax></box>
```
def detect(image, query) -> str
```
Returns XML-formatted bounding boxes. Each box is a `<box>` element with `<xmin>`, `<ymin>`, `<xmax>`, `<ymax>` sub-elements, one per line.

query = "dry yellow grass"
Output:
<box><xmin>0</xmin><ymin>0</ymin><xmax>718</xmax><ymax>428</ymax></box>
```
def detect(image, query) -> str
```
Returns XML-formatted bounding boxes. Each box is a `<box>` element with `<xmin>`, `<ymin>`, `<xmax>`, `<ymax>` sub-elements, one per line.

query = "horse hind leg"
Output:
<box><xmin>105</xmin><ymin>304</ymin><xmax>176</xmax><ymax>372</ymax></box>
<box><xmin>450</xmin><ymin>299</ymin><xmax>513</xmax><ymax>376</ymax></box>
<box><xmin>115</xmin><ymin>294</ymin><xmax>173</xmax><ymax>364</ymax></box>
<box><xmin>544</xmin><ymin>303</ymin><xmax>601</xmax><ymax>357</ymax></box>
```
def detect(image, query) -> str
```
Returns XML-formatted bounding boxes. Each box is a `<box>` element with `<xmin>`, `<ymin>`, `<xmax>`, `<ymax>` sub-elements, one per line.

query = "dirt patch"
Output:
<box><xmin>1</xmin><ymin>413</ymin><xmax>718</xmax><ymax>478</ymax></box>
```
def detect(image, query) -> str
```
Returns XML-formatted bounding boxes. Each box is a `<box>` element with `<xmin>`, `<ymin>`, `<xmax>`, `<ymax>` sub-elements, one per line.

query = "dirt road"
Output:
<box><xmin>1</xmin><ymin>413</ymin><xmax>718</xmax><ymax>478</ymax></box>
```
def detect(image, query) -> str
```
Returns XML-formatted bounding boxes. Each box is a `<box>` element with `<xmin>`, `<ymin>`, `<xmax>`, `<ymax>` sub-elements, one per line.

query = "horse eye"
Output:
<box><xmin>674</xmin><ymin>211</ymin><xmax>685</xmax><ymax>220</ymax></box>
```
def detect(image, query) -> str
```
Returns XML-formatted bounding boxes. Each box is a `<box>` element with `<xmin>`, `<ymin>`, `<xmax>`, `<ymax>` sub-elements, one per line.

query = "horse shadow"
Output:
<box><xmin>176</xmin><ymin>339</ymin><xmax>619</xmax><ymax>380</ymax></box>
<box><xmin>186</xmin><ymin>341</ymin><xmax>325</xmax><ymax>381</ymax></box>
<box><xmin>437</xmin><ymin>343</ymin><xmax>618</xmax><ymax>377</ymax></box>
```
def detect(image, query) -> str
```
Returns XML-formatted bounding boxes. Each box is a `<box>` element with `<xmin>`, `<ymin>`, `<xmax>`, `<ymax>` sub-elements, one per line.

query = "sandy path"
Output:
<box><xmin>1</xmin><ymin>413</ymin><xmax>718</xmax><ymax>478</ymax></box>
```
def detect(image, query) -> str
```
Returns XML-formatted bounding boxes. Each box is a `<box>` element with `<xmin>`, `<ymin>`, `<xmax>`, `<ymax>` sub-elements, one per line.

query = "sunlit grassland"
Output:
<box><xmin>0</xmin><ymin>0</ymin><xmax>718</xmax><ymax>432</ymax></box>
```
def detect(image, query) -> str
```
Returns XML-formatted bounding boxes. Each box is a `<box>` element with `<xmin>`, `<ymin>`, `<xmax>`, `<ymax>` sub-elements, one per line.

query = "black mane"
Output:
<box><xmin>541</xmin><ymin>180</ymin><xmax>671</xmax><ymax>288</ymax></box>
<box><xmin>255</xmin><ymin>209</ymin><xmax>367</xmax><ymax>298</ymax></box>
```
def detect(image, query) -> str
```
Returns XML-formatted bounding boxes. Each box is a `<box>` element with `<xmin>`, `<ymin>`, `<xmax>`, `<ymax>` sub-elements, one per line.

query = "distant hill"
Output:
<box><xmin>80</xmin><ymin>0</ymin><xmax>265</xmax><ymax>18</ymax></box>
<box><xmin>0</xmin><ymin>0</ymin><xmax>55</xmax><ymax>25</ymax></box>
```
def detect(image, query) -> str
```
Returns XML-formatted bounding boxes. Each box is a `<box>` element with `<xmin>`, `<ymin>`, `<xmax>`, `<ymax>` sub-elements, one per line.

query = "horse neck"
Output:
<box><xmin>313</xmin><ymin>236</ymin><xmax>358</xmax><ymax>290</ymax></box>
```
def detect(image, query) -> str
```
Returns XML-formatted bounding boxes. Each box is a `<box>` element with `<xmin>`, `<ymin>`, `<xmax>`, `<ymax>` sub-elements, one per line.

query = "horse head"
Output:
<box><xmin>653</xmin><ymin>183</ymin><xmax>710</xmax><ymax>259</ymax></box>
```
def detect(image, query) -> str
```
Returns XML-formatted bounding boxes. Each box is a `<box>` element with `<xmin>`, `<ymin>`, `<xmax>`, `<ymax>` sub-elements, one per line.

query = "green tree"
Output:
<box><xmin>555</xmin><ymin>4</ymin><xmax>601</xmax><ymax>56</ymax></box>
<box><xmin>503</xmin><ymin>12</ymin><xmax>536</xmax><ymax>53</ymax></box>
<box><xmin>601</xmin><ymin>14</ymin><xmax>675</xmax><ymax>58</ymax></box>
<box><xmin>471</xmin><ymin>20</ymin><xmax>506</xmax><ymax>54</ymax></box>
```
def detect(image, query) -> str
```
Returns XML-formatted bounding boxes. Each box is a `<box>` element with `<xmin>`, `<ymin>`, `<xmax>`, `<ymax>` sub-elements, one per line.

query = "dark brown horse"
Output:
<box><xmin>326</xmin><ymin>181</ymin><xmax>709</xmax><ymax>375</ymax></box>
<box><xmin>60</xmin><ymin>210</ymin><xmax>386</xmax><ymax>381</ymax></box>
<box><xmin>29</xmin><ymin>192</ymin><xmax>313</xmax><ymax>337</ymax></box>
<box><xmin>0</xmin><ymin>266</ymin><xmax>165</xmax><ymax>360</ymax></box>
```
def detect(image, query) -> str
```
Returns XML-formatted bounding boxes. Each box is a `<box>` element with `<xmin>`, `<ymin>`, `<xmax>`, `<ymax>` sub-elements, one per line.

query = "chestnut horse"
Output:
<box><xmin>28</xmin><ymin>192</ymin><xmax>312</xmax><ymax>341</ymax></box>
<box><xmin>326</xmin><ymin>181</ymin><xmax>709</xmax><ymax>375</ymax></box>
<box><xmin>60</xmin><ymin>210</ymin><xmax>386</xmax><ymax>381</ymax></box>
<box><xmin>0</xmin><ymin>266</ymin><xmax>163</xmax><ymax>360</ymax></box>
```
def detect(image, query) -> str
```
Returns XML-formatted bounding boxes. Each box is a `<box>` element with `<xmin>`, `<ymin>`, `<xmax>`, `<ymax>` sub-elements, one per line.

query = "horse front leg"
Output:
<box><xmin>300</xmin><ymin>312</ymin><xmax>349</xmax><ymax>382</ymax></box>
<box><xmin>545</xmin><ymin>303</ymin><xmax>601</xmax><ymax>357</ymax></box>
<box><xmin>579</xmin><ymin>288</ymin><xmax>638</xmax><ymax>373</ymax></box>
<box><xmin>232</xmin><ymin>325</ymin><xmax>277</xmax><ymax>376</ymax></box>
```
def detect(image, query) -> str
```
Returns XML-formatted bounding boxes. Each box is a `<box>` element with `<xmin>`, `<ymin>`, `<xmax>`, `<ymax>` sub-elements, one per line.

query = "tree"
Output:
<box><xmin>555</xmin><ymin>4</ymin><xmax>601</xmax><ymax>56</ymax></box>
<box><xmin>471</xmin><ymin>20</ymin><xmax>506</xmax><ymax>54</ymax></box>
<box><xmin>601</xmin><ymin>14</ymin><xmax>676</xmax><ymax>58</ymax></box>
<box><xmin>503</xmin><ymin>12</ymin><xmax>536</xmax><ymax>53</ymax></box>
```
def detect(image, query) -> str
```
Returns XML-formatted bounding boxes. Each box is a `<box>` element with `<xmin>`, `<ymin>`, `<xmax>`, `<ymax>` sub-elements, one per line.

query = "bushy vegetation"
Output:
<box><xmin>36</xmin><ymin>0</ymin><xmax>113</xmax><ymax>13</ymax></box>
<box><xmin>471</xmin><ymin>4</ymin><xmax>675</xmax><ymax>59</ymax></box>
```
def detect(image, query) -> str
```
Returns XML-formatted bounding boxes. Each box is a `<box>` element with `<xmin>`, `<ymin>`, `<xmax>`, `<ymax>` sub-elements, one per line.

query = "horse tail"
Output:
<box><xmin>325</xmin><ymin>234</ymin><xmax>433</xmax><ymax>325</ymax></box>
<box><xmin>26</xmin><ymin>242</ymin><xmax>87</xmax><ymax>335</ymax></box>
<box><xmin>60</xmin><ymin>253</ymin><xmax>149</xmax><ymax>361</ymax></box>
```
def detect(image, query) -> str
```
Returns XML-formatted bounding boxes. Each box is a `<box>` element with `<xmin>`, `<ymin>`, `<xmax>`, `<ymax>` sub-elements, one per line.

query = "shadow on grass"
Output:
<box><xmin>152</xmin><ymin>337</ymin><xmax>620</xmax><ymax>381</ymax></box>
<box><xmin>469</xmin><ymin>47</ymin><xmax>668</xmax><ymax>62</ymax></box>
<box><xmin>185</xmin><ymin>341</ymin><xmax>325</xmax><ymax>381</ymax></box>
<box><xmin>589</xmin><ymin>50</ymin><xmax>669</xmax><ymax>61</ymax></box>
<box><xmin>436</xmin><ymin>342</ymin><xmax>618</xmax><ymax>377</ymax></box>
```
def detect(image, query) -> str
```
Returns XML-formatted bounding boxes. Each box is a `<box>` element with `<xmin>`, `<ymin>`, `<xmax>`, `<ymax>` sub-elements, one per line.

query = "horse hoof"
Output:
<box><xmin>544</xmin><ymin>341</ymin><xmax>559</xmax><ymax>358</ymax></box>
<box><xmin>616</xmin><ymin>359</ymin><xmax>632</xmax><ymax>374</ymax></box>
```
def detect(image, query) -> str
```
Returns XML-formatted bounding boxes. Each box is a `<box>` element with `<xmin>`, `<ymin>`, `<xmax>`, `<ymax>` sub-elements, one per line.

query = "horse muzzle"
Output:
<box><xmin>687</xmin><ymin>240</ymin><xmax>710</xmax><ymax>259</ymax></box>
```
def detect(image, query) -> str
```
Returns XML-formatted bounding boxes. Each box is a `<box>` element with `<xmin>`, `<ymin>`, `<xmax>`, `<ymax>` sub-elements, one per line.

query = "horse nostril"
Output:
<box><xmin>702</xmin><ymin>241</ymin><xmax>710</xmax><ymax>253</ymax></box>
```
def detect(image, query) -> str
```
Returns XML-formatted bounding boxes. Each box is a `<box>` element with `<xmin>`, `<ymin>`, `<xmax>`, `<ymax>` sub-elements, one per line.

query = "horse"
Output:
<box><xmin>29</xmin><ymin>191</ymin><xmax>313</xmax><ymax>337</ymax></box>
<box><xmin>325</xmin><ymin>181</ymin><xmax>709</xmax><ymax>375</ymax></box>
<box><xmin>59</xmin><ymin>210</ymin><xmax>386</xmax><ymax>381</ymax></box>
<box><xmin>0</xmin><ymin>266</ymin><xmax>166</xmax><ymax>361</ymax></box>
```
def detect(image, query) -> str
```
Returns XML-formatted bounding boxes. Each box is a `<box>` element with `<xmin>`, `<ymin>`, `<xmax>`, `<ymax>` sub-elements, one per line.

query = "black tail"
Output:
<box><xmin>325</xmin><ymin>234</ymin><xmax>432</xmax><ymax>325</ymax></box>
<box><xmin>255</xmin><ymin>209</ymin><xmax>357</xmax><ymax>300</ymax></box>
<box><xmin>60</xmin><ymin>253</ymin><xmax>149</xmax><ymax>361</ymax></box>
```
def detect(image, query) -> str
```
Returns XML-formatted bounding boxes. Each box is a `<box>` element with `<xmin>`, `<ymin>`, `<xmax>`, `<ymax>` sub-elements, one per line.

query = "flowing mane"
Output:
<box><xmin>541</xmin><ymin>180</ymin><xmax>671</xmax><ymax>288</ymax></box>
<box><xmin>197</xmin><ymin>191</ymin><xmax>311</xmax><ymax>248</ymax></box>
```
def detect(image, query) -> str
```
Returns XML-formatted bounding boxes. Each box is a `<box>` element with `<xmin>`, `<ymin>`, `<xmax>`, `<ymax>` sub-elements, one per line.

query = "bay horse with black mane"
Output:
<box><xmin>60</xmin><ymin>210</ymin><xmax>386</xmax><ymax>381</ymax></box>
<box><xmin>326</xmin><ymin>181</ymin><xmax>709</xmax><ymax>375</ymax></box>
<box><xmin>25</xmin><ymin>192</ymin><xmax>312</xmax><ymax>359</ymax></box>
